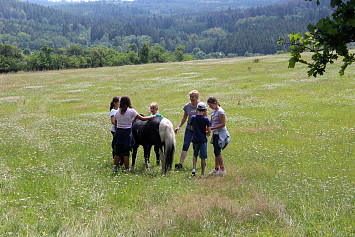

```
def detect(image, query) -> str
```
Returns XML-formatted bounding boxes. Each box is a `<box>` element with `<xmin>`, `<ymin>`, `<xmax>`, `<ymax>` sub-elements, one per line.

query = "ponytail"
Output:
<box><xmin>110</xmin><ymin>96</ymin><xmax>120</xmax><ymax>111</ymax></box>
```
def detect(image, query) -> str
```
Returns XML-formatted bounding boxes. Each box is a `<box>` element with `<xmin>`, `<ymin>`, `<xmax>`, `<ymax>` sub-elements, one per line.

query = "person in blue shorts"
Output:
<box><xmin>190</xmin><ymin>102</ymin><xmax>211</xmax><ymax>177</ymax></box>
<box><xmin>174</xmin><ymin>90</ymin><xmax>207</xmax><ymax>169</ymax></box>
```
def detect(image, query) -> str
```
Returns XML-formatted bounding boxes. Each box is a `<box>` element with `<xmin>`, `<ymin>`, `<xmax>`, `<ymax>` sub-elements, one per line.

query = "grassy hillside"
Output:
<box><xmin>0</xmin><ymin>54</ymin><xmax>354</xmax><ymax>236</ymax></box>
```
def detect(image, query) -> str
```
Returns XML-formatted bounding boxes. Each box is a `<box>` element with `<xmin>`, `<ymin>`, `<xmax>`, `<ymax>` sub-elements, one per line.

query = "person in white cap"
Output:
<box><xmin>190</xmin><ymin>102</ymin><xmax>211</xmax><ymax>177</ymax></box>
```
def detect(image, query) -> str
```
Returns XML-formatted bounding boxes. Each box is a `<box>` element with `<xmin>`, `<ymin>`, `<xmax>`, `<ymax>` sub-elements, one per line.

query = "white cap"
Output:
<box><xmin>197</xmin><ymin>102</ymin><xmax>207</xmax><ymax>110</ymax></box>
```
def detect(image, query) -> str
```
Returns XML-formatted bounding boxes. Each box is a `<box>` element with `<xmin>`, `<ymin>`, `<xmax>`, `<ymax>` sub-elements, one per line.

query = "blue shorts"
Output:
<box><xmin>212</xmin><ymin>134</ymin><xmax>221</xmax><ymax>157</ymax></box>
<box><xmin>193</xmin><ymin>142</ymin><xmax>208</xmax><ymax>159</ymax></box>
<box><xmin>182</xmin><ymin>128</ymin><xmax>194</xmax><ymax>151</ymax></box>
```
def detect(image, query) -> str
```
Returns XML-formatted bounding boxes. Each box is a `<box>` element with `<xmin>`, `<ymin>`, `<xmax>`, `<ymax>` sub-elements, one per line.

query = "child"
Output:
<box><xmin>190</xmin><ymin>102</ymin><xmax>211</xmax><ymax>177</ymax></box>
<box><xmin>113</xmin><ymin>96</ymin><xmax>155</xmax><ymax>173</ymax></box>
<box><xmin>207</xmin><ymin>96</ymin><xmax>230</xmax><ymax>175</ymax></box>
<box><xmin>174</xmin><ymin>90</ymin><xmax>207</xmax><ymax>169</ymax></box>
<box><xmin>110</xmin><ymin>96</ymin><xmax>119</xmax><ymax>160</ymax></box>
<box><xmin>149</xmin><ymin>102</ymin><xmax>163</xmax><ymax>117</ymax></box>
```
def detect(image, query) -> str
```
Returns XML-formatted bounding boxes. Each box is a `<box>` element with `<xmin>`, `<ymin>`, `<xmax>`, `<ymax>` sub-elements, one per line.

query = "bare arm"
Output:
<box><xmin>211</xmin><ymin>114</ymin><xmax>226</xmax><ymax>130</ymax></box>
<box><xmin>136</xmin><ymin>114</ymin><xmax>154</xmax><ymax>121</ymax></box>
<box><xmin>174</xmin><ymin>111</ymin><xmax>188</xmax><ymax>134</ymax></box>
<box><xmin>206</xmin><ymin>127</ymin><xmax>211</xmax><ymax>137</ymax></box>
<box><xmin>114</xmin><ymin>118</ymin><xmax>117</xmax><ymax>132</ymax></box>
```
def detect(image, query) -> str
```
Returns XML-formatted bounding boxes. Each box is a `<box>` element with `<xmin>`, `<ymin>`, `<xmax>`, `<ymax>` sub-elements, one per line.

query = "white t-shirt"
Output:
<box><xmin>114</xmin><ymin>108</ymin><xmax>138</xmax><ymax>129</ymax></box>
<box><xmin>110</xmin><ymin>108</ymin><xmax>117</xmax><ymax>132</ymax></box>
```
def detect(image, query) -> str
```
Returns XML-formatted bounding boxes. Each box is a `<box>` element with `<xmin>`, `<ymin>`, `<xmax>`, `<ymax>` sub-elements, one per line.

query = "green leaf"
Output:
<box><xmin>288</xmin><ymin>57</ymin><xmax>297</xmax><ymax>68</ymax></box>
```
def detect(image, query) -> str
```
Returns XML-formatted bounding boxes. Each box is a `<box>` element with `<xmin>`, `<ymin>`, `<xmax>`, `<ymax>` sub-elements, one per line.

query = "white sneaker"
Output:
<box><xmin>192</xmin><ymin>169</ymin><xmax>196</xmax><ymax>176</ymax></box>
<box><xmin>217</xmin><ymin>169</ymin><xmax>227</xmax><ymax>175</ymax></box>
<box><xmin>201</xmin><ymin>174</ymin><xmax>207</xmax><ymax>178</ymax></box>
<box><xmin>208</xmin><ymin>169</ymin><xmax>218</xmax><ymax>175</ymax></box>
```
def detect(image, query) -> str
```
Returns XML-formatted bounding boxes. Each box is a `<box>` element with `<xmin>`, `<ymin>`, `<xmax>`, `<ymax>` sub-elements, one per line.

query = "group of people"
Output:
<box><xmin>173</xmin><ymin>90</ymin><xmax>230</xmax><ymax>177</ymax></box>
<box><xmin>109</xmin><ymin>96</ymin><xmax>160</xmax><ymax>173</ymax></box>
<box><xmin>109</xmin><ymin>90</ymin><xmax>230</xmax><ymax>177</ymax></box>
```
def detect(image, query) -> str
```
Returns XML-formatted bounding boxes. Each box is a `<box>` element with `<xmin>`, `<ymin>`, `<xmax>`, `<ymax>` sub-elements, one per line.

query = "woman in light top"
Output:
<box><xmin>207</xmin><ymin>96</ymin><xmax>230</xmax><ymax>175</ymax></box>
<box><xmin>113</xmin><ymin>96</ymin><xmax>155</xmax><ymax>172</ymax></box>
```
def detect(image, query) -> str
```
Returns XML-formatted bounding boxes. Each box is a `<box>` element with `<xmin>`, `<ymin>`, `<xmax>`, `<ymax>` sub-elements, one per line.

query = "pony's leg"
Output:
<box><xmin>144</xmin><ymin>145</ymin><xmax>152</xmax><ymax>170</ymax></box>
<box><xmin>154</xmin><ymin>145</ymin><xmax>160</xmax><ymax>165</ymax></box>
<box><xmin>131</xmin><ymin>144</ymin><xmax>139</xmax><ymax>168</ymax></box>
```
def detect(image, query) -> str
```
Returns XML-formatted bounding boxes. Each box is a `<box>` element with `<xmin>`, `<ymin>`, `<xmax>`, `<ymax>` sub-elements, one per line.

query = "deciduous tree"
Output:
<box><xmin>278</xmin><ymin>0</ymin><xmax>354</xmax><ymax>76</ymax></box>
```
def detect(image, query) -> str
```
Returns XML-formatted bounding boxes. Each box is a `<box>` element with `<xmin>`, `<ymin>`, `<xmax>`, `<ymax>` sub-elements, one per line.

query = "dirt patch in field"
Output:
<box><xmin>0</xmin><ymin>84</ymin><xmax>25</xmax><ymax>89</ymax></box>
<box><xmin>0</xmin><ymin>96</ymin><xmax>21</xmax><ymax>102</ymax></box>
<box><xmin>136</xmin><ymin>167</ymin><xmax>289</xmax><ymax>234</ymax></box>
<box><xmin>72</xmin><ymin>104</ymin><xmax>88</xmax><ymax>110</ymax></box>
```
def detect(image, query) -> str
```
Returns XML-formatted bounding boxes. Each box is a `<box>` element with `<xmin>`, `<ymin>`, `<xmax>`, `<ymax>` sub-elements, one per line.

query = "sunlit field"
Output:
<box><xmin>0</xmin><ymin>54</ymin><xmax>354</xmax><ymax>236</ymax></box>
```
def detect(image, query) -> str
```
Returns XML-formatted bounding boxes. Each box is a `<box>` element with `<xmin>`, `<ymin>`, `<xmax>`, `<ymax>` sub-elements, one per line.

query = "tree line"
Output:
<box><xmin>0</xmin><ymin>42</ymin><xmax>196</xmax><ymax>73</ymax></box>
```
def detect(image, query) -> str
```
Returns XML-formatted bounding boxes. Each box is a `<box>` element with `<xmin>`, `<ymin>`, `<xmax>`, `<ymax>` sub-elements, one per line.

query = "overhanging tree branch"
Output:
<box><xmin>278</xmin><ymin>0</ymin><xmax>355</xmax><ymax>77</ymax></box>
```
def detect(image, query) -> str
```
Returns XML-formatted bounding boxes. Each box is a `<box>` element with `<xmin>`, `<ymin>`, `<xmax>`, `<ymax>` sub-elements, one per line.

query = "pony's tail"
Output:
<box><xmin>159</xmin><ymin>118</ymin><xmax>176</xmax><ymax>173</ymax></box>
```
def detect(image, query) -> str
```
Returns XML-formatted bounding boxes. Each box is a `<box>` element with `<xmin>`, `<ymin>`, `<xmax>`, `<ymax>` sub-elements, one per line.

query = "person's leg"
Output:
<box><xmin>200</xmin><ymin>143</ymin><xmax>207</xmax><ymax>175</ymax></box>
<box><xmin>113</xmin><ymin>144</ymin><xmax>120</xmax><ymax>172</ymax></box>
<box><xmin>216</xmin><ymin>155</ymin><xmax>226</xmax><ymax>175</ymax></box>
<box><xmin>176</xmin><ymin>129</ymin><xmax>193</xmax><ymax>168</ymax></box>
<box><xmin>192</xmin><ymin>143</ymin><xmax>199</xmax><ymax>176</ymax></box>
<box><xmin>213</xmin><ymin>134</ymin><xmax>221</xmax><ymax>171</ymax></box>
<box><xmin>114</xmin><ymin>155</ymin><xmax>120</xmax><ymax>168</ymax></box>
<box><xmin>192</xmin><ymin>143</ymin><xmax>199</xmax><ymax>169</ymax></box>
<box><xmin>111</xmin><ymin>132</ymin><xmax>115</xmax><ymax>160</ymax></box>
<box><xmin>122</xmin><ymin>145</ymin><xmax>130</xmax><ymax>172</ymax></box>
<box><xmin>214</xmin><ymin>156</ymin><xmax>219</xmax><ymax>171</ymax></box>
<box><xmin>192</xmin><ymin>156</ymin><xmax>197</xmax><ymax>169</ymax></box>
<box><xmin>179</xmin><ymin>150</ymin><xmax>188</xmax><ymax>165</ymax></box>
<box><xmin>201</xmin><ymin>159</ymin><xmax>206</xmax><ymax>175</ymax></box>
<box><xmin>124</xmin><ymin>156</ymin><xmax>129</xmax><ymax>170</ymax></box>
<box><xmin>216</xmin><ymin>155</ymin><xmax>224</xmax><ymax>170</ymax></box>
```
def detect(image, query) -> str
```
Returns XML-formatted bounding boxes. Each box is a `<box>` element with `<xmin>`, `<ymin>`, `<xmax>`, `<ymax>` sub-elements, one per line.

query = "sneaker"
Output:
<box><xmin>124</xmin><ymin>169</ymin><xmax>130</xmax><ymax>173</ymax></box>
<box><xmin>208</xmin><ymin>169</ymin><xmax>218</xmax><ymax>175</ymax></box>
<box><xmin>217</xmin><ymin>169</ymin><xmax>227</xmax><ymax>175</ymax></box>
<box><xmin>175</xmin><ymin>163</ymin><xmax>183</xmax><ymax>169</ymax></box>
<box><xmin>192</xmin><ymin>169</ymin><xmax>196</xmax><ymax>176</ymax></box>
<box><xmin>201</xmin><ymin>174</ymin><xmax>207</xmax><ymax>178</ymax></box>
<box><xmin>113</xmin><ymin>167</ymin><xmax>118</xmax><ymax>173</ymax></box>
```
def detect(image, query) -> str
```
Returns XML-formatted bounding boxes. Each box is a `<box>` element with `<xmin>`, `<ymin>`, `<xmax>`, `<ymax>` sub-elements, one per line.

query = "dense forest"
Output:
<box><xmin>1</xmin><ymin>0</ymin><xmax>337</xmax><ymax>73</ymax></box>
<box><xmin>1</xmin><ymin>0</ymin><xmax>333</xmax><ymax>55</ymax></box>
<box><xmin>24</xmin><ymin>0</ymin><xmax>291</xmax><ymax>12</ymax></box>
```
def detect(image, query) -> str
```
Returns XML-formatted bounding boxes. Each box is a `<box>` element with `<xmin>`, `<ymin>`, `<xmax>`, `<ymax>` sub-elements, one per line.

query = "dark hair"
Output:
<box><xmin>119</xmin><ymin>96</ymin><xmax>132</xmax><ymax>114</ymax></box>
<box><xmin>110</xmin><ymin>96</ymin><xmax>119</xmax><ymax>111</ymax></box>
<box><xmin>207</xmin><ymin>96</ymin><xmax>220</xmax><ymax>106</ymax></box>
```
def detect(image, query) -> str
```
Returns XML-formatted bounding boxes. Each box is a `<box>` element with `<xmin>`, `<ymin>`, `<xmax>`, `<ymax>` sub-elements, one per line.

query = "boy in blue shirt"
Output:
<box><xmin>190</xmin><ymin>102</ymin><xmax>211</xmax><ymax>177</ymax></box>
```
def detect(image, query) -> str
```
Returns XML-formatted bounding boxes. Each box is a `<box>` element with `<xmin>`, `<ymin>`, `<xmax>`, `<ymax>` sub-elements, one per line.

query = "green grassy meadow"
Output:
<box><xmin>0</xmin><ymin>54</ymin><xmax>354</xmax><ymax>236</ymax></box>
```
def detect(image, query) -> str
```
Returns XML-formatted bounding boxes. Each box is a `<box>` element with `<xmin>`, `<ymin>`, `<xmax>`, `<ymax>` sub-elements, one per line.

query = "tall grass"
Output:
<box><xmin>0</xmin><ymin>54</ymin><xmax>354</xmax><ymax>236</ymax></box>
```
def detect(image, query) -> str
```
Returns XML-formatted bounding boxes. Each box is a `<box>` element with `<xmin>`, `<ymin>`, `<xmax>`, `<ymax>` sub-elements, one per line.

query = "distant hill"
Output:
<box><xmin>2</xmin><ymin>0</ymin><xmax>332</xmax><ymax>56</ymax></box>
<box><xmin>23</xmin><ymin>0</ymin><xmax>291</xmax><ymax>11</ymax></box>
